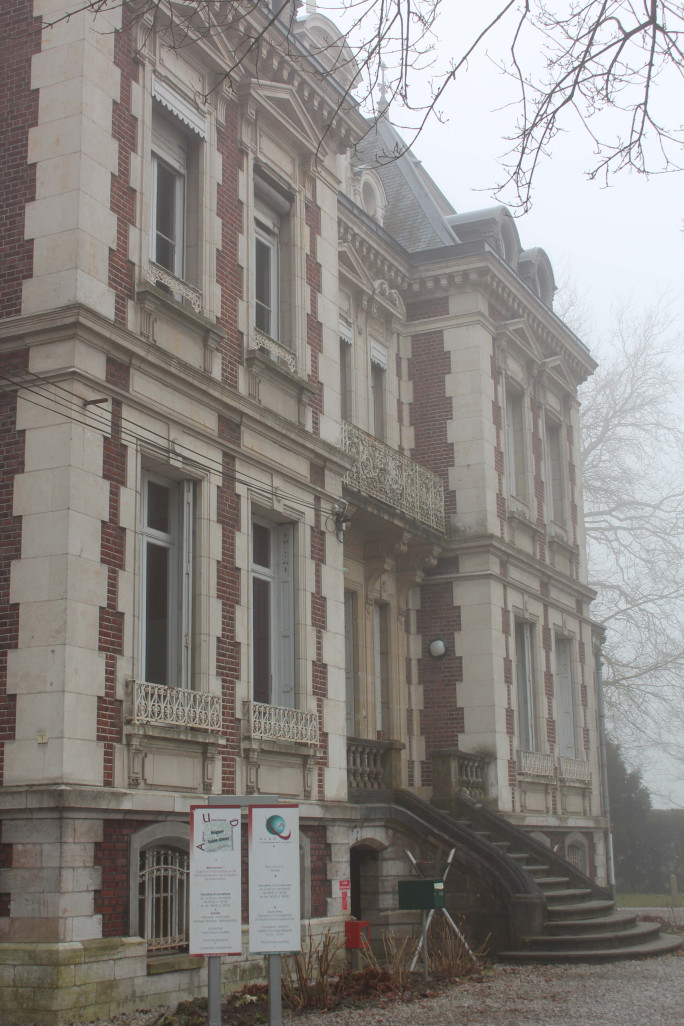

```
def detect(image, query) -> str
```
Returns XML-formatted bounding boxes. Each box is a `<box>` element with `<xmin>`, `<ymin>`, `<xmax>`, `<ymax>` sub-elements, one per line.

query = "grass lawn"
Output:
<box><xmin>616</xmin><ymin>893</ymin><xmax>682</xmax><ymax>908</ymax></box>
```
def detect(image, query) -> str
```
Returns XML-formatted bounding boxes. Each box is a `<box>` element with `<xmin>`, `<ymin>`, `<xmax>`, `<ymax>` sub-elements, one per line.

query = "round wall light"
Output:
<box><xmin>428</xmin><ymin>638</ymin><xmax>448</xmax><ymax>659</ymax></box>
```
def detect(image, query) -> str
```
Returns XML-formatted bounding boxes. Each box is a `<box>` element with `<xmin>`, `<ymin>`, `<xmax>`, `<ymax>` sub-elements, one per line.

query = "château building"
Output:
<box><xmin>0</xmin><ymin>2</ymin><xmax>636</xmax><ymax>1023</ymax></box>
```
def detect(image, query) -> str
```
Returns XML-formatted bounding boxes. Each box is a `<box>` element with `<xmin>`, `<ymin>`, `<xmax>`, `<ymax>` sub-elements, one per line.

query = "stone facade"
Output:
<box><xmin>0</xmin><ymin>2</ymin><xmax>604</xmax><ymax>1022</ymax></box>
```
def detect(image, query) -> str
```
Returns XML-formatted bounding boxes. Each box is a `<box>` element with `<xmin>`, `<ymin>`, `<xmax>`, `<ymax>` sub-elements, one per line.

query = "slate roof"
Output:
<box><xmin>354</xmin><ymin>115</ymin><xmax>458</xmax><ymax>252</ymax></box>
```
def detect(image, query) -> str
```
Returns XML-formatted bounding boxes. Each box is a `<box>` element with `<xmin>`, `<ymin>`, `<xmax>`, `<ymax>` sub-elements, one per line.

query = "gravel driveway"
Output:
<box><xmin>301</xmin><ymin>954</ymin><xmax>684</xmax><ymax>1025</ymax></box>
<box><xmin>83</xmin><ymin>951</ymin><xmax>684</xmax><ymax>1026</ymax></box>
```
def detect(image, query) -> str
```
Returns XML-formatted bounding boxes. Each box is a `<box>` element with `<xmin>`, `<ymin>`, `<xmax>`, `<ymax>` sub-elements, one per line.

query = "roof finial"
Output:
<box><xmin>379</xmin><ymin>61</ymin><xmax>389</xmax><ymax>113</ymax></box>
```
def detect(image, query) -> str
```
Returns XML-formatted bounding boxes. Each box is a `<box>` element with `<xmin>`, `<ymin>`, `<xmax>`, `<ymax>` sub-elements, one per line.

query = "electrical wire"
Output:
<box><xmin>0</xmin><ymin>367</ymin><xmax>341</xmax><ymax>521</ymax></box>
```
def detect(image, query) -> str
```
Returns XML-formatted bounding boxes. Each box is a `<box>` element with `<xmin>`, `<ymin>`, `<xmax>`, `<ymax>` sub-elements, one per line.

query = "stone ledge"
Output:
<box><xmin>147</xmin><ymin>953</ymin><xmax>205</xmax><ymax>975</ymax></box>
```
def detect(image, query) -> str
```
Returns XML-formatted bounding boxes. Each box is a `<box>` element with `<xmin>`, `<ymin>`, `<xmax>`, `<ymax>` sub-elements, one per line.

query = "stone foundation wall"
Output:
<box><xmin>1</xmin><ymin>917</ymin><xmax>346</xmax><ymax>1026</ymax></box>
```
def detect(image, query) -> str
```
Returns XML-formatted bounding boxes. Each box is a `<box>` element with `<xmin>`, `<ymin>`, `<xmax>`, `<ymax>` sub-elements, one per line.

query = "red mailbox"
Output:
<box><xmin>344</xmin><ymin>920</ymin><xmax>370</xmax><ymax>949</ymax></box>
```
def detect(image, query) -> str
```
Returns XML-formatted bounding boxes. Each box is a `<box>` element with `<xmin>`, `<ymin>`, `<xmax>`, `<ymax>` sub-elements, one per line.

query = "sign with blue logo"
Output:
<box><xmin>248</xmin><ymin>804</ymin><xmax>300</xmax><ymax>953</ymax></box>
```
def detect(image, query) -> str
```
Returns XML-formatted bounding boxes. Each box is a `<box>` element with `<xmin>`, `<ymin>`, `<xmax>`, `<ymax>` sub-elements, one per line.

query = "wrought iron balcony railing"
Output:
<box><xmin>244</xmin><ymin>700</ymin><xmax>319</xmax><ymax>745</ymax></box>
<box><xmin>146</xmin><ymin>262</ymin><xmax>203</xmax><ymax>313</ymax></box>
<box><xmin>517</xmin><ymin>750</ymin><xmax>556</xmax><ymax>778</ymax></box>
<box><xmin>559</xmin><ymin>756</ymin><xmax>592</xmax><ymax>782</ymax></box>
<box><xmin>129</xmin><ymin>680</ymin><xmax>222</xmax><ymax>732</ymax></box>
<box><xmin>341</xmin><ymin>421</ymin><xmax>445</xmax><ymax>532</ymax></box>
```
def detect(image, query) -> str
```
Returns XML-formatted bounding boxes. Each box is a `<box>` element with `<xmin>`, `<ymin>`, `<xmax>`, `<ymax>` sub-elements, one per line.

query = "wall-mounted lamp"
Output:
<box><xmin>428</xmin><ymin>638</ymin><xmax>448</xmax><ymax>659</ymax></box>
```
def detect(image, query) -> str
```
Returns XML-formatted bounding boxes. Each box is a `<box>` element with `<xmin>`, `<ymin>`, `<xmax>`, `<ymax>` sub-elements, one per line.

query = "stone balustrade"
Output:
<box><xmin>347</xmin><ymin>737</ymin><xmax>404</xmax><ymax>791</ymax></box>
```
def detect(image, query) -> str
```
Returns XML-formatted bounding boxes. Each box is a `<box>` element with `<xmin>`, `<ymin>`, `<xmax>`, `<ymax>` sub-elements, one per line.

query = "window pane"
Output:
<box><xmin>253</xmin><ymin>577</ymin><xmax>271</xmax><ymax>703</ymax></box>
<box><xmin>252</xmin><ymin>522</ymin><xmax>271</xmax><ymax>568</ymax></box>
<box><xmin>255</xmin><ymin>237</ymin><xmax>272</xmax><ymax>334</ymax></box>
<box><xmin>145</xmin><ymin>542</ymin><xmax>169</xmax><ymax>684</ymax></box>
<box><xmin>147</xmin><ymin>481</ymin><xmax>170</xmax><ymax>533</ymax></box>
<box><xmin>155</xmin><ymin>162</ymin><xmax>178</xmax><ymax>271</ymax></box>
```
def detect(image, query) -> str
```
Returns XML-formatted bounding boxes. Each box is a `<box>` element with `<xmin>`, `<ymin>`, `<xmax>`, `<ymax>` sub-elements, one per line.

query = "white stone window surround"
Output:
<box><xmin>504</xmin><ymin>383</ymin><xmax>529</xmax><ymax>506</ymax></box>
<box><xmin>247</xmin><ymin>159</ymin><xmax>305</xmax><ymax>373</ymax></box>
<box><xmin>139</xmin><ymin>69</ymin><xmax>215</xmax><ymax>318</ymax></box>
<box><xmin>554</xmin><ymin>633</ymin><xmax>578</xmax><ymax>760</ymax></box>
<box><xmin>129</xmin><ymin>822</ymin><xmax>190</xmax><ymax>943</ymax></box>
<box><xmin>514</xmin><ymin>619</ymin><xmax>538</xmax><ymax>754</ymax></box>
<box><xmin>250</xmin><ymin>514</ymin><xmax>296</xmax><ymax>710</ymax></box>
<box><xmin>139</xmin><ymin>470</ymin><xmax>194</xmax><ymax>690</ymax></box>
<box><xmin>544</xmin><ymin>407</ymin><xmax>567</xmax><ymax>530</ymax></box>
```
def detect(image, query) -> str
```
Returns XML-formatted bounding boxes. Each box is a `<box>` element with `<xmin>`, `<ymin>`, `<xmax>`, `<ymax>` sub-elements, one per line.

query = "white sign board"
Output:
<box><xmin>189</xmin><ymin>805</ymin><xmax>242</xmax><ymax>956</ymax></box>
<box><xmin>248</xmin><ymin>804</ymin><xmax>301</xmax><ymax>953</ymax></box>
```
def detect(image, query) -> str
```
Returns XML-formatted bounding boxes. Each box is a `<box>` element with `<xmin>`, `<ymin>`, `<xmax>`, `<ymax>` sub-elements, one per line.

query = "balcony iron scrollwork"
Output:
<box><xmin>341</xmin><ymin>421</ymin><xmax>445</xmax><ymax>532</ymax></box>
<box><xmin>559</xmin><ymin>756</ymin><xmax>592</xmax><ymax>782</ymax></box>
<box><xmin>249</xmin><ymin>328</ymin><xmax>297</xmax><ymax>374</ymax></box>
<box><xmin>517</xmin><ymin>750</ymin><xmax>556</xmax><ymax>778</ymax></box>
<box><xmin>244</xmin><ymin>700</ymin><xmax>319</xmax><ymax>745</ymax></box>
<box><xmin>147</xmin><ymin>262</ymin><xmax>203</xmax><ymax>313</ymax></box>
<box><xmin>130</xmin><ymin>680</ymin><xmax>222</xmax><ymax>732</ymax></box>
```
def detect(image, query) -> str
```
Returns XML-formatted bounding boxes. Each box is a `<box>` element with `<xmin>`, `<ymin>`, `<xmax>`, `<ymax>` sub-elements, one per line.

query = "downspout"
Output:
<box><xmin>594</xmin><ymin>637</ymin><xmax>616</xmax><ymax>897</ymax></box>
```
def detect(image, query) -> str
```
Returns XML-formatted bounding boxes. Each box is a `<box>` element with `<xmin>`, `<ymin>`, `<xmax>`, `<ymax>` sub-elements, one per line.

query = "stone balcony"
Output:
<box><xmin>341</xmin><ymin>421</ymin><xmax>445</xmax><ymax>532</ymax></box>
<box><xmin>347</xmin><ymin>737</ymin><xmax>404</xmax><ymax>791</ymax></box>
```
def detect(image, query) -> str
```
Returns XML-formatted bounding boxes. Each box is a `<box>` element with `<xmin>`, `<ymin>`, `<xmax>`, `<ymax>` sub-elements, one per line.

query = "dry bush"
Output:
<box><xmin>427</xmin><ymin>916</ymin><xmax>484</xmax><ymax>979</ymax></box>
<box><xmin>282</xmin><ymin>928</ymin><xmax>347</xmax><ymax>1011</ymax></box>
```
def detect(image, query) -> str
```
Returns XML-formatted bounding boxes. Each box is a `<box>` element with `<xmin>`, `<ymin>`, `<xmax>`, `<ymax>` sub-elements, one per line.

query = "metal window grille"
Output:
<box><xmin>138</xmin><ymin>846</ymin><xmax>189</xmax><ymax>953</ymax></box>
<box><xmin>567</xmin><ymin>844</ymin><xmax>585</xmax><ymax>873</ymax></box>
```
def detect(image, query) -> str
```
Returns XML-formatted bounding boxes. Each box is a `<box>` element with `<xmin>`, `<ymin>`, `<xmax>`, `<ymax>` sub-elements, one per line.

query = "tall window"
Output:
<box><xmin>251</xmin><ymin>519</ymin><xmax>295</xmax><ymax>707</ymax></box>
<box><xmin>515</xmin><ymin>621</ymin><xmax>536</xmax><ymax>751</ymax></box>
<box><xmin>370</xmin><ymin>340</ymin><xmax>387</xmax><ymax>441</ymax></box>
<box><xmin>370</xmin><ymin>365</ymin><xmax>385</xmax><ymax>440</ymax></box>
<box><xmin>545</xmin><ymin>419</ymin><xmax>564</xmax><ymax>523</ymax></box>
<box><xmin>344</xmin><ymin>590</ymin><xmax>356</xmax><ymax>736</ymax></box>
<box><xmin>555</xmin><ymin>636</ymin><xmax>576</xmax><ymax>758</ymax></box>
<box><xmin>151</xmin><ymin>112</ymin><xmax>187</xmax><ymax>279</ymax></box>
<box><xmin>140</xmin><ymin>474</ymin><xmax>194</xmax><ymax>688</ymax></box>
<box><xmin>340</xmin><ymin>320</ymin><xmax>353</xmax><ymax>421</ymax></box>
<box><xmin>506</xmin><ymin>389</ymin><xmax>527</xmax><ymax>499</ymax></box>
<box><xmin>373</xmin><ymin>603</ymin><xmax>390</xmax><ymax>738</ymax></box>
<box><xmin>255</xmin><ymin>203</ymin><xmax>279</xmax><ymax>338</ymax></box>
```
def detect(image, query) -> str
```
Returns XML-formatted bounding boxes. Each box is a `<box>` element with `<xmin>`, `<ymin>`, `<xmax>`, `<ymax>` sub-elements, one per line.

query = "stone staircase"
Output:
<box><xmin>351</xmin><ymin>788</ymin><xmax>682</xmax><ymax>961</ymax></box>
<box><xmin>442</xmin><ymin>801</ymin><xmax>682</xmax><ymax>962</ymax></box>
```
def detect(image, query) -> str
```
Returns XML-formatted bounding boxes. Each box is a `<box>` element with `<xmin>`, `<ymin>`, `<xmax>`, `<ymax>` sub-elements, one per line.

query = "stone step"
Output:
<box><xmin>534</xmin><ymin>876</ymin><xmax>571</xmax><ymax>890</ymax></box>
<box><xmin>544</xmin><ymin>911</ymin><xmax>638</xmax><ymax>935</ymax></box>
<box><xmin>527</xmin><ymin>921</ymin><xmax>663</xmax><ymax>952</ymax></box>
<box><xmin>542</xmin><ymin>887</ymin><xmax>593</xmax><ymax>904</ymax></box>
<box><xmin>498</xmin><ymin>932</ymin><xmax>683</xmax><ymax>963</ymax></box>
<box><xmin>546</xmin><ymin>898</ymin><xmax>616</xmax><ymax>920</ymax></box>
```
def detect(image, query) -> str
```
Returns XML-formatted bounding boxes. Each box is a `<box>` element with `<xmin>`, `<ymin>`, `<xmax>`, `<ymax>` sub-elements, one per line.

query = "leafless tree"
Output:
<box><xmin>574</xmin><ymin>298</ymin><xmax>684</xmax><ymax>796</ymax></box>
<box><xmin>39</xmin><ymin>2</ymin><xmax>684</xmax><ymax>204</ymax></box>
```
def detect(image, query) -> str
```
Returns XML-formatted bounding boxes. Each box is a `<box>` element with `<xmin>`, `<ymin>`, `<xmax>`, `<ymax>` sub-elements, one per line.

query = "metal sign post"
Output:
<box><xmin>191</xmin><ymin>795</ymin><xmax>283</xmax><ymax>1026</ymax></box>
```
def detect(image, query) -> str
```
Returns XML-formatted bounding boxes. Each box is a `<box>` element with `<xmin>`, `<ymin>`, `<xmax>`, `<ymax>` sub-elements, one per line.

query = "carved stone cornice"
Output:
<box><xmin>338</xmin><ymin>219</ymin><xmax>409</xmax><ymax>291</ymax></box>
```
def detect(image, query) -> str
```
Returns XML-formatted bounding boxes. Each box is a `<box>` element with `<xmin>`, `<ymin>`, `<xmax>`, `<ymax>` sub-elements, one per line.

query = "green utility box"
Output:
<box><xmin>397</xmin><ymin>879</ymin><xmax>445</xmax><ymax>910</ymax></box>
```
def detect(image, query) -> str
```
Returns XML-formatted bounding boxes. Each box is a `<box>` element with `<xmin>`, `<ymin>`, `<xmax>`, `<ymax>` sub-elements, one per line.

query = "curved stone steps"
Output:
<box><xmin>544</xmin><ymin>910</ymin><xmax>638</xmax><ymax>935</ymax></box>
<box><xmin>527</xmin><ymin>920</ymin><xmax>663</xmax><ymax>951</ymax></box>
<box><xmin>498</xmin><ymin>931</ymin><xmax>683</xmax><ymax>963</ymax></box>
